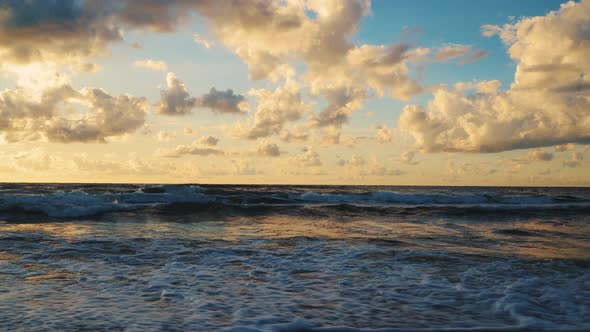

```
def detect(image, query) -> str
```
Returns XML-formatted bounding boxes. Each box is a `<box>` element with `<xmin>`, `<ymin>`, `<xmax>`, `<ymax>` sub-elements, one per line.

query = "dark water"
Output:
<box><xmin>0</xmin><ymin>184</ymin><xmax>589</xmax><ymax>331</ymax></box>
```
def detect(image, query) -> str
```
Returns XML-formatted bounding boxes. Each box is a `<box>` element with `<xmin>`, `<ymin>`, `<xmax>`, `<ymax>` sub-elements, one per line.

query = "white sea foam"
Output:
<box><xmin>0</xmin><ymin>225</ymin><xmax>587</xmax><ymax>331</ymax></box>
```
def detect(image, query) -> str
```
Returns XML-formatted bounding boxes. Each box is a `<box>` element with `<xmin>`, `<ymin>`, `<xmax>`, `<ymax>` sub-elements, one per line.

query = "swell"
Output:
<box><xmin>0</xmin><ymin>184</ymin><xmax>589</xmax><ymax>220</ymax></box>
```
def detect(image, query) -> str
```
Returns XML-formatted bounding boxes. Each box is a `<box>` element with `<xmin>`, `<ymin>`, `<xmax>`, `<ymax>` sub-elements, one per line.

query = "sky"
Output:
<box><xmin>0</xmin><ymin>0</ymin><xmax>588</xmax><ymax>186</ymax></box>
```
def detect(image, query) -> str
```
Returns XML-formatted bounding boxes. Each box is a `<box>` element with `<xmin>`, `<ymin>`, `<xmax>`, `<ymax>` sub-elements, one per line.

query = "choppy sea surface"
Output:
<box><xmin>0</xmin><ymin>183</ymin><xmax>589</xmax><ymax>331</ymax></box>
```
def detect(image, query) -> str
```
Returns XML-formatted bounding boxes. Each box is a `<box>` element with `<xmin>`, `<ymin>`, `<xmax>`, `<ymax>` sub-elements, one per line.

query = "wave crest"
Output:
<box><xmin>0</xmin><ymin>185</ymin><xmax>588</xmax><ymax>219</ymax></box>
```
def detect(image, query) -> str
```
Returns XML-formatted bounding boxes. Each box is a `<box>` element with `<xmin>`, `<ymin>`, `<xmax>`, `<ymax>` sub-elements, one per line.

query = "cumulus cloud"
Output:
<box><xmin>7</xmin><ymin>148</ymin><xmax>65</xmax><ymax>172</ymax></box>
<box><xmin>366</xmin><ymin>165</ymin><xmax>405</xmax><ymax>177</ymax></box>
<box><xmin>157</xmin><ymin>131</ymin><xmax>177</xmax><ymax>142</ymax></box>
<box><xmin>400</xmin><ymin>0</ymin><xmax>590</xmax><ymax>153</ymax></box>
<box><xmin>528</xmin><ymin>149</ymin><xmax>554</xmax><ymax>162</ymax></box>
<box><xmin>320</xmin><ymin>126</ymin><xmax>343</xmax><ymax>145</ymax></box>
<box><xmin>156</xmin><ymin>74</ymin><xmax>246</xmax><ymax>116</ymax></box>
<box><xmin>400</xmin><ymin>151</ymin><xmax>419</xmax><ymax>165</ymax></box>
<box><xmin>257</xmin><ymin>142</ymin><xmax>281</xmax><ymax>157</ymax></box>
<box><xmin>280</xmin><ymin>125</ymin><xmax>309</xmax><ymax>142</ymax></box>
<box><xmin>294</xmin><ymin>147</ymin><xmax>322</xmax><ymax>167</ymax></box>
<box><xmin>563</xmin><ymin>151</ymin><xmax>584</xmax><ymax>168</ymax></box>
<box><xmin>0</xmin><ymin>0</ymin><xmax>120</xmax><ymax>68</ymax></box>
<box><xmin>197</xmin><ymin>135</ymin><xmax>219</xmax><ymax>146</ymax></box>
<box><xmin>156</xmin><ymin>72</ymin><xmax>196</xmax><ymax>116</ymax></box>
<box><xmin>0</xmin><ymin>85</ymin><xmax>147</xmax><ymax>143</ymax></box>
<box><xmin>133</xmin><ymin>59</ymin><xmax>168</xmax><ymax>71</ymax></box>
<box><xmin>198</xmin><ymin>1</ymin><xmax>428</xmax><ymax>137</ymax></box>
<box><xmin>0</xmin><ymin>0</ymin><xmax>282</xmax><ymax>62</ymax></box>
<box><xmin>78</xmin><ymin>63</ymin><xmax>102</xmax><ymax>73</ymax></box>
<box><xmin>0</xmin><ymin>0</ymin><xmax>216</xmax><ymax>69</ymax></box>
<box><xmin>197</xmin><ymin>88</ymin><xmax>246</xmax><ymax>114</ymax></box>
<box><xmin>184</xmin><ymin>127</ymin><xmax>196</xmax><ymax>136</ymax></box>
<box><xmin>341</xmin><ymin>135</ymin><xmax>369</xmax><ymax>148</ymax></box>
<box><xmin>68</xmin><ymin>152</ymin><xmax>174</xmax><ymax>176</ymax></box>
<box><xmin>1</xmin><ymin>1</ymin><xmax>432</xmax><ymax>147</ymax></box>
<box><xmin>340</xmin><ymin>155</ymin><xmax>405</xmax><ymax>177</ymax></box>
<box><xmin>375</xmin><ymin>125</ymin><xmax>393</xmax><ymax>143</ymax></box>
<box><xmin>232</xmin><ymin>81</ymin><xmax>310</xmax><ymax>139</ymax></box>
<box><xmin>157</xmin><ymin>140</ymin><xmax>224</xmax><ymax>158</ymax></box>
<box><xmin>230</xmin><ymin>159</ymin><xmax>259</xmax><ymax>176</ymax></box>
<box><xmin>47</xmin><ymin>88</ymin><xmax>148</xmax><ymax>143</ymax></box>
<box><xmin>339</xmin><ymin>154</ymin><xmax>366</xmax><ymax>167</ymax></box>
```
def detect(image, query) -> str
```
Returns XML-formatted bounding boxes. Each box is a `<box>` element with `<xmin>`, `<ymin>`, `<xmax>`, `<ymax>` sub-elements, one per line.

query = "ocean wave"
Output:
<box><xmin>0</xmin><ymin>185</ymin><xmax>211</xmax><ymax>218</ymax></box>
<box><xmin>0</xmin><ymin>185</ymin><xmax>589</xmax><ymax>219</ymax></box>
<box><xmin>296</xmin><ymin>191</ymin><xmax>559</xmax><ymax>205</ymax></box>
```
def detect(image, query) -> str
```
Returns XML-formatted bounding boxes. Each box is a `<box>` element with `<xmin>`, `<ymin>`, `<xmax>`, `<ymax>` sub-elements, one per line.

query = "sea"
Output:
<box><xmin>0</xmin><ymin>183</ymin><xmax>588</xmax><ymax>331</ymax></box>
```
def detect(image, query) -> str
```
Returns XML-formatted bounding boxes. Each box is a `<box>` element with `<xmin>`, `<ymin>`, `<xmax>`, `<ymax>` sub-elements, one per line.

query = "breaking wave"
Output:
<box><xmin>0</xmin><ymin>184</ymin><xmax>589</xmax><ymax>219</ymax></box>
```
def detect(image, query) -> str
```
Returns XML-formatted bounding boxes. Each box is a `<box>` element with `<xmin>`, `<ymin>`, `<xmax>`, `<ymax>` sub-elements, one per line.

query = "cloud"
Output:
<box><xmin>7</xmin><ymin>148</ymin><xmax>65</xmax><ymax>172</ymax></box>
<box><xmin>193</xmin><ymin>33</ymin><xmax>213</xmax><ymax>49</ymax></box>
<box><xmin>2</xmin><ymin>62</ymin><xmax>72</xmax><ymax>94</ymax></box>
<box><xmin>230</xmin><ymin>159</ymin><xmax>259</xmax><ymax>176</ymax></box>
<box><xmin>375</xmin><ymin>125</ymin><xmax>393</xmax><ymax>143</ymax></box>
<box><xmin>197</xmin><ymin>135</ymin><xmax>219</xmax><ymax>146</ymax></box>
<box><xmin>480</xmin><ymin>24</ymin><xmax>503</xmax><ymax>37</ymax></box>
<box><xmin>309</xmin><ymin>86</ymin><xmax>367</xmax><ymax>128</ymax></box>
<box><xmin>400</xmin><ymin>0</ymin><xmax>590</xmax><ymax>153</ymax></box>
<box><xmin>157</xmin><ymin>141</ymin><xmax>224</xmax><ymax>158</ymax></box>
<box><xmin>77</xmin><ymin>63</ymin><xmax>102</xmax><ymax>73</ymax></box>
<box><xmin>528</xmin><ymin>149</ymin><xmax>554</xmax><ymax>162</ymax></box>
<box><xmin>197</xmin><ymin>88</ymin><xmax>246</xmax><ymax>114</ymax></box>
<box><xmin>339</xmin><ymin>155</ymin><xmax>405</xmax><ymax>177</ymax></box>
<box><xmin>157</xmin><ymin>131</ymin><xmax>177</xmax><ymax>142</ymax></box>
<box><xmin>555</xmin><ymin>143</ymin><xmax>575</xmax><ymax>152</ymax></box>
<box><xmin>68</xmin><ymin>152</ymin><xmax>175</xmax><ymax>176</ymax></box>
<box><xmin>0</xmin><ymin>0</ymin><xmax>258</xmax><ymax>60</ymax></box>
<box><xmin>47</xmin><ymin>88</ymin><xmax>148</xmax><ymax>143</ymax></box>
<box><xmin>458</xmin><ymin>50</ymin><xmax>488</xmax><ymax>64</ymax></box>
<box><xmin>294</xmin><ymin>147</ymin><xmax>322</xmax><ymax>167</ymax></box>
<box><xmin>0</xmin><ymin>85</ymin><xmax>148</xmax><ymax>143</ymax></box>
<box><xmin>156</xmin><ymin>72</ymin><xmax>196</xmax><ymax>116</ymax></box>
<box><xmin>400</xmin><ymin>151</ymin><xmax>419</xmax><ymax>165</ymax></box>
<box><xmin>431</xmin><ymin>44</ymin><xmax>487</xmax><ymax>65</ymax></box>
<box><xmin>257</xmin><ymin>142</ymin><xmax>281</xmax><ymax>157</ymax></box>
<box><xmin>433</xmin><ymin>44</ymin><xmax>472</xmax><ymax>62</ymax></box>
<box><xmin>200</xmin><ymin>1</ymin><xmax>427</xmax><ymax>135</ymax></box>
<box><xmin>365</xmin><ymin>163</ymin><xmax>405</xmax><ymax>176</ymax></box>
<box><xmin>339</xmin><ymin>154</ymin><xmax>366</xmax><ymax>167</ymax></box>
<box><xmin>184</xmin><ymin>127</ymin><xmax>196</xmax><ymax>136</ymax></box>
<box><xmin>232</xmin><ymin>81</ymin><xmax>310</xmax><ymax>139</ymax></box>
<box><xmin>563</xmin><ymin>151</ymin><xmax>584</xmax><ymax>168</ymax></box>
<box><xmin>133</xmin><ymin>59</ymin><xmax>168</xmax><ymax>71</ymax></box>
<box><xmin>156</xmin><ymin>74</ymin><xmax>246</xmax><ymax>116</ymax></box>
<box><xmin>280</xmin><ymin>126</ymin><xmax>309</xmax><ymax>142</ymax></box>
<box><xmin>1</xmin><ymin>1</ymin><xmax>430</xmax><ymax>148</ymax></box>
<box><xmin>341</xmin><ymin>135</ymin><xmax>369</xmax><ymax>148</ymax></box>
<box><xmin>0</xmin><ymin>0</ymin><xmax>207</xmax><ymax>68</ymax></box>
<box><xmin>0</xmin><ymin>0</ymin><xmax>120</xmax><ymax>67</ymax></box>
<box><xmin>320</xmin><ymin>126</ymin><xmax>343</xmax><ymax>145</ymax></box>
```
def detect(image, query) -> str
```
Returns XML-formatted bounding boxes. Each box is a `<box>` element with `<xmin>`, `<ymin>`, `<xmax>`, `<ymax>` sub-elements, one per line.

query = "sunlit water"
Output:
<box><xmin>0</xmin><ymin>184</ymin><xmax>589</xmax><ymax>331</ymax></box>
